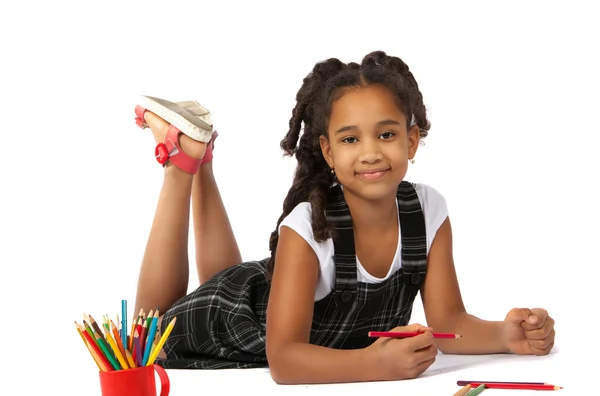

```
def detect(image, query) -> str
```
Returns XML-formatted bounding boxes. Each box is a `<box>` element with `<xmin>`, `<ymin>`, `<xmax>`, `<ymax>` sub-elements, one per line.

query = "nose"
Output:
<box><xmin>358</xmin><ymin>137</ymin><xmax>383</xmax><ymax>164</ymax></box>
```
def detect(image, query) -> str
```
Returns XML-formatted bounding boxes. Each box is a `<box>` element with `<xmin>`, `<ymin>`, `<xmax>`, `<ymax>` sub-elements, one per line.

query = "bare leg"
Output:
<box><xmin>192</xmin><ymin>160</ymin><xmax>242</xmax><ymax>284</ymax></box>
<box><xmin>133</xmin><ymin>112</ymin><xmax>207</xmax><ymax>316</ymax></box>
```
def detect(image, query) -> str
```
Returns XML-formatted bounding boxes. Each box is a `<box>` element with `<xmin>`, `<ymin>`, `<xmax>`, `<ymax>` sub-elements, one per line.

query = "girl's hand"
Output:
<box><xmin>501</xmin><ymin>308</ymin><xmax>556</xmax><ymax>355</ymax></box>
<box><xmin>366</xmin><ymin>323</ymin><xmax>438</xmax><ymax>381</ymax></box>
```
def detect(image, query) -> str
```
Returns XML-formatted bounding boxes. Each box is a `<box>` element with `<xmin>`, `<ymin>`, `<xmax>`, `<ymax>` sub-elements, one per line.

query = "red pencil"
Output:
<box><xmin>457</xmin><ymin>380</ymin><xmax>546</xmax><ymax>386</ymax></box>
<box><xmin>368</xmin><ymin>331</ymin><xmax>461</xmax><ymax>339</ymax></box>
<box><xmin>468</xmin><ymin>383</ymin><xmax>562</xmax><ymax>390</ymax></box>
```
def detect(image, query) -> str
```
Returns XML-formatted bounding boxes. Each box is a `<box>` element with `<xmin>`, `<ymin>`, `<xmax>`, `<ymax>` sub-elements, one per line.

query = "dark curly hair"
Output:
<box><xmin>267</xmin><ymin>50</ymin><xmax>431</xmax><ymax>276</ymax></box>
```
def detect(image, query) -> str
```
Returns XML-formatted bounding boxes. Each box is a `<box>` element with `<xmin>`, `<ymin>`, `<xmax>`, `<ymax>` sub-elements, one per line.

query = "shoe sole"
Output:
<box><xmin>137</xmin><ymin>95</ymin><xmax>214</xmax><ymax>143</ymax></box>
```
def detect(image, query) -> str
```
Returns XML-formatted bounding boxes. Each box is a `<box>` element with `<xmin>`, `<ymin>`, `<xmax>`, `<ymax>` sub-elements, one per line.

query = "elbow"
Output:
<box><xmin>269</xmin><ymin>367</ymin><xmax>290</xmax><ymax>385</ymax></box>
<box><xmin>266</xmin><ymin>345</ymin><xmax>300</xmax><ymax>385</ymax></box>
<box><xmin>268</xmin><ymin>354</ymin><xmax>294</xmax><ymax>385</ymax></box>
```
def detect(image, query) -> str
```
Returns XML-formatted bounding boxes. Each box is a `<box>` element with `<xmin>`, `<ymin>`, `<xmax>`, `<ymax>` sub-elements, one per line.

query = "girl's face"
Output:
<box><xmin>320</xmin><ymin>84</ymin><xmax>420</xmax><ymax>201</ymax></box>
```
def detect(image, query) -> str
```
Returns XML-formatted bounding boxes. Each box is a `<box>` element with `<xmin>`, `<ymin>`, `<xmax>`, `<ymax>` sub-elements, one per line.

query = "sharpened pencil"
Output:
<box><xmin>75</xmin><ymin>321</ymin><xmax>105</xmax><ymax>371</ymax></box>
<box><xmin>468</xmin><ymin>383</ymin><xmax>562</xmax><ymax>391</ymax></box>
<box><xmin>146</xmin><ymin>316</ymin><xmax>176</xmax><ymax>366</ymax></box>
<box><xmin>457</xmin><ymin>380</ymin><xmax>546</xmax><ymax>386</ymax></box>
<box><xmin>452</xmin><ymin>384</ymin><xmax>471</xmax><ymax>396</ymax></box>
<box><xmin>368</xmin><ymin>331</ymin><xmax>461</xmax><ymax>339</ymax></box>
<box><xmin>465</xmin><ymin>384</ymin><xmax>486</xmax><ymax>395</ymax></box>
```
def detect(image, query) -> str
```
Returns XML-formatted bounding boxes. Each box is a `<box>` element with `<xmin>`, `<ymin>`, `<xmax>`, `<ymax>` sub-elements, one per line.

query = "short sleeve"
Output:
<box><xmin>414</xmin><ymin>183</ymin><xmax>449</xmax><ymax>253</ymax></box>
<box><xmin>278</xmin><ymin>202</ymin><xmax>321</xmax><ymax>256</ymax></box>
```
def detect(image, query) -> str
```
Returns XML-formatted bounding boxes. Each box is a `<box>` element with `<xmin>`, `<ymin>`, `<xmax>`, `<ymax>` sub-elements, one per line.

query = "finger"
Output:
<box><xmin>531</xmin><ymin>308</ymin><xmax>548</xmax><ymax>322</ymax></box>
<box><xmin>520</xmin><ymin>308</ymin><xmax>549</xmax><ymax>331</ymax></box>
<box><xmin>395</xmin><ymin>323</ymin><xmax>434</xmax><ymax>333</ymax></box>
<box><xmin>524</xmin><ymin>317</ymin><xmax>554</xmax><ymax>340</ymax></box>
<box><xmin>415</xmin><ymin>342</ymin><xmax>439</xmax><ymax>360</ymax></box>
<box><xmin>506</xmin><ymin>307</ymin><xmax>538</xmax><ymax>326</ymax></box>
<box><xmin>405</xmin><ymin>331</ymin><xmax>435</xmax><ymax>351</ymax></box>
<box><xmin>527</xmin><ymin>328</ymin><xmax>555</xmax><ymax>351</ymax></box>
<box><xmin>411</xmin><ymin>356</ymin><xmax>436</xmax><ymax>377</ymax></box>
<box><xmin>530</xmin><ymin>339</ymin><xmax>555</xmax><ymax>356</ymax></box>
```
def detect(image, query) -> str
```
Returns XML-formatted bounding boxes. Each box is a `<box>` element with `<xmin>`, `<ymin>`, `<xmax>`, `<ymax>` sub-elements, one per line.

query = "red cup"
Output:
<box><xmin>98</xmin><ymin>364</ymin><xmax>170</xmax><ymax>396</ymax></box>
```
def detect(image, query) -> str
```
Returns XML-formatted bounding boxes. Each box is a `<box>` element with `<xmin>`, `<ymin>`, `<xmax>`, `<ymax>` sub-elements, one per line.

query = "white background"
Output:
<box><xmin>1</xmin><ymin>0</ymin><xmax>598</xmax><ymax>394</ymax></box>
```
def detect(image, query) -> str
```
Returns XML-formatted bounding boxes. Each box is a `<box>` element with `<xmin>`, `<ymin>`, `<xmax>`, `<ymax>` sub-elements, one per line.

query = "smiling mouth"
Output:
<box><xmin>355</xmin><ymin>168</ymin><xmax>391</xmax><ymax>181</ymax></box>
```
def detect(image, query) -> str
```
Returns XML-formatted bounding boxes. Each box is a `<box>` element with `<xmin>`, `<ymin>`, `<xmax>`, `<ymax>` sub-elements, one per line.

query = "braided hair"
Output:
<box><xmin>267</xmin><ymin>50</ymin><xmax>431</xmax><ymax>276</ymax></box>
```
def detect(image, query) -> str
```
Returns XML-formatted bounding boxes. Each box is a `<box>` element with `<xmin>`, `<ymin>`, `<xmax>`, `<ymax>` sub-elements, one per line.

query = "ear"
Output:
<box><xmin>407</xmin><ymin>124</ymin><xmax>420</xmax><ymax>160</ymax></box>
<box><xmin>319</xmin><ymin>135</ymin><xmax>335</xmax><ymax>169</ymax></box>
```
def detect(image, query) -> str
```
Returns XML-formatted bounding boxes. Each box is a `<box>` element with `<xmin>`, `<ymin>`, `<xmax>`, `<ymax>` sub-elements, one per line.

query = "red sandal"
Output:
<box><xmin>134</xmin><ymin>96</ymin><xmax>215</xmax><ymax>174</ymax></box>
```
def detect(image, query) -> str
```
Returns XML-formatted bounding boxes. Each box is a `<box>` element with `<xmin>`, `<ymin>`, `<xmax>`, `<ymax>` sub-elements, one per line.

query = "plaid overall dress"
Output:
<box><xmin>158</xmin><ymin>181</ymin><xmax>427</xmax><ymax>369</ymax></box>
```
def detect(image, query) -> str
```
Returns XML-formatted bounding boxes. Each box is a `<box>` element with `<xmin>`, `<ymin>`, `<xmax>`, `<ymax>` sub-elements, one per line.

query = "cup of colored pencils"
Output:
<box><xmin>75</xmin><ymin>300</ymin><xmax>177</xmax><ymax>395</ymax></box>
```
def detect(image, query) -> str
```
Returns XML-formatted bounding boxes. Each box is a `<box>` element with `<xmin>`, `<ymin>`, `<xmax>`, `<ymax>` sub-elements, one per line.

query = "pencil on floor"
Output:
<box><xmin>468</xmin><ymin>383</ymin><xmax>562</xmax><ymax>391</ymax></box>
<box><xmin>465</xmin><ymin>384</ymin><xmax>486</xmax><ymax>395</ymax></box>
<box><xmin>452</xmin><ymin>384</ymin><xmax>471</xmax><ymax>396</ymax></box>
<box><xmin>457</xmin><ymin>380</ymin><xmax>546</xmax><ymax>386</ymax></box>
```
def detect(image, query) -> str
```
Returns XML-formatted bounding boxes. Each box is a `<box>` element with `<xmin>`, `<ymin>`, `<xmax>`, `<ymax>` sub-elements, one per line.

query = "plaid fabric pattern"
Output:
<box><xmin>157</xmin><ymin>181</ymin><xmax>427</xmax><ymax>369</ymax></box>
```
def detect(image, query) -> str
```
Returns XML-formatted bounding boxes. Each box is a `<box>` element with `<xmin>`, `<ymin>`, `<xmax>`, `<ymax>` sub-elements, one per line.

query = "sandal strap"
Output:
<box><xmin>155</xmin><ymin>125</ymin><xmax>202</xmax><ymax>174</ymax></box>
<box><xmin>134</xmin><ymin>105</ymin><xmax>148</xmax><ymax>128</ymax></box>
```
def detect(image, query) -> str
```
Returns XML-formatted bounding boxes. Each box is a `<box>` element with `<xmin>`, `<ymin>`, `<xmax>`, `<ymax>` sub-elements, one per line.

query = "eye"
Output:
<box><xmin>379</xmin><ymin>131</ymin><xmax>395</xmax><ymax>139</ymax></box>
<box><xmin>341</xmin><ymin>136</ymin><xmax>358</xmax><ymax>144</ymax></box>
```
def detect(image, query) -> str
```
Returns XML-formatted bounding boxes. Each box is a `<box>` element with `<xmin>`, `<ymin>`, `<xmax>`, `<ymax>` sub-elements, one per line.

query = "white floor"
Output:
<box><xmin>39</xmin><ymin>342</ymin><xmax>588</xmax><ymax>395</ymax></box>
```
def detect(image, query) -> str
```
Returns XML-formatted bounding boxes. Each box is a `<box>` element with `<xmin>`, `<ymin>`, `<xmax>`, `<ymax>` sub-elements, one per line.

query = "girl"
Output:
<box><xmin>132</xmin><ymin>51</ymin><xmax>556</xmax><ymax>385</ymax></box>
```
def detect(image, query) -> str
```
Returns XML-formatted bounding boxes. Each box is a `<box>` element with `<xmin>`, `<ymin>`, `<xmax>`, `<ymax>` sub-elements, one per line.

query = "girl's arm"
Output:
<box><xmin>420</xmin><ymin>217</ymin><xmax>509</xmax><ymax>354</ymax></box>
<box><xmin>265</xmin><ymin>226</ymin><xmax>378</xmax><ymax>384</ymax></box>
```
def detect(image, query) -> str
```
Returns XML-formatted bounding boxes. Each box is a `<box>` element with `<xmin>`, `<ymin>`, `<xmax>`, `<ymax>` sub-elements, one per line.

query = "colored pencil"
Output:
<box><xmin>94</xmin><ymin>332</ymin><xmax>121</xmax><ymax>370</ymax></box>
<box><xmin>142</xmin><ymin>309</ymin><xmax>159</xmax><ymax>366</ymax></box>
<box><xmin>457</xmin><ymin>380</ymin><xmax>546</xmax><ymax>386</ymax></box>
<box><xmin>135</xmin><ymin>330</ymin><xmax>143</xmax><ymax>366</ymax></box>
<box><xmin>139</xmin><ymin>310</ymin><xmax>151</xmax><ymax>353</ymax></box>
<box><xmin>105</xmin><ymin>330</ymin><xmax>129</xmax><ymax>370</ymax></box>
<box><xmin>146</xmin><ymin>316</ymin><xmax>177</xmax><ymax>366</ymax></box>
<box><xmin>468</xmin><ymin>383</ymin><xmax>562</xmax><ymax>391</ymax></box>
<box><xmin>121</xmin><ymin>300</ymin><xmax>128</xmax><ymax>348</ymax></box>
<box><xmin>368</xmin><ymin>331</ymin><xmax>461</xmax><ymax>339</ymax></box>
<box><xmin>88</xmin><ymin>315</ymin><xmax>106</xmax><ymax>342</ymax></box>
<box><xmin>452</xmin><ymin>384</ymin><xmax>471</xmax><ymax>396</ymax></box>
<box><xmin>76</xmin><ymin>301</ymin><xmax>176</xmax><ymax>372</ymax></box>
<box><xmin>125</xmin><ymin>349</ymin><xmax>136</xmax><ymax>368</ymax></box>
<box><xmin>75</xmin><ymin>322</ymin><xmax>105</xmax><ymax>371</ymax></box>
<box><xmin>77</xmin><ymin>323</ymin><xmax>112</xmax><ymax>371</ymax></box>
<box><xmin>82</xmin><ymin>320</ymin><xmax>97</xmax><ymax>342</ymax></box>
<box><xmin>129</xmin><ymin>309</ymin><xmax>142</xmax><ymax>351</ymax></box>
<box><xmin>465</xmin><ymin>384</ymin><xmax>486</xmax><ymax>395</ymax></box>
<box><xmin>110</xmin><ymin>320</ymin><xmax>128</xmax><ymax>365</ymax></box>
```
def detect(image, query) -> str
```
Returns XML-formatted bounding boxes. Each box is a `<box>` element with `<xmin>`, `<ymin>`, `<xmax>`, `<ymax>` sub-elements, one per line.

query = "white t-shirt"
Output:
<box><xmin>278</xmin><ymin>183</ymin><xmax>449</xmax><ymax>302</ymax></box>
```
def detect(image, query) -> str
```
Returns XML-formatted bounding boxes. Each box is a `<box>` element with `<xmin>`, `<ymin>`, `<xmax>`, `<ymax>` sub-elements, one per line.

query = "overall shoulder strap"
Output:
<box><xmin>396</xmin><ymin>181</ymin><xmax>427</xmax><ymax>288</ymax></box>
<box><xmin>324</xmin><ymin>185</ymin><xmax>358</xmax><ymax>314</ymax></box>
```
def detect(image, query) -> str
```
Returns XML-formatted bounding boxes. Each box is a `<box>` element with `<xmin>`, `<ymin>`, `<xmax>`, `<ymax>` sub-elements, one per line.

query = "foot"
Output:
<box><xmin>143</xmin><ymin>111</ymin><xmax>207</xmax><ymax>161</ymax></box>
